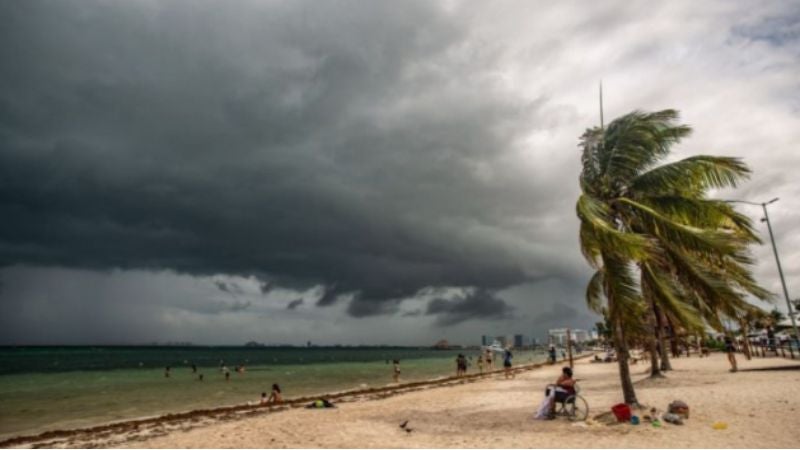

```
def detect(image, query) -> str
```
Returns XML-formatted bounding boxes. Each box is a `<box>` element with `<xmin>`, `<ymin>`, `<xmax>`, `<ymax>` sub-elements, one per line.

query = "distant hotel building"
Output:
<box><xmin>548</xmin><ymin>328</ymin><xmax>590</xmax><ymax>346</ymax></box>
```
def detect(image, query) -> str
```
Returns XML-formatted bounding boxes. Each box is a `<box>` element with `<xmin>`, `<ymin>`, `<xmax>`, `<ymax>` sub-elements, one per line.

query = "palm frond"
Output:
<box><xmin>630</xmin><ymin>156</ymin><xmax>750</xmax><ymax>196</ymax></box>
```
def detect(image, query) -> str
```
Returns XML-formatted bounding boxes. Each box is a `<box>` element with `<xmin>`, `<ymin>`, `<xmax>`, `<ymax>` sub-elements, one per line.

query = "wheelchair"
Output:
<box><xmin>547</xmin><ymin>384</ymin><xmax>589</xmax><ymax>421</ymax></box>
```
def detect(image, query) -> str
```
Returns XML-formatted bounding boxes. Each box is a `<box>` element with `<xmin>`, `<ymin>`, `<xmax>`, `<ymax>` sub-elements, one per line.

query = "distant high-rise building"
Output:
<box><xmin>548</xmin><ymin>328</ymin><xmax>569</xmax><ymax>346</ymax></box>
<box><xmin>513</xmin><ymin>334</ymin><xmax>525</xmax><ymax>348</ymax></box>
<box><xmin>495</xmin><ymin>335</ymin><xmax>509</xmax><ymax>347</ymax></box>
<box><xmin>549</xmin><ymin>328</ymin><xmax>590</xmax><ymax>346</ymax></box>
<box><xmin>572</xmin><ymin>329</ymin><xmax>590</xmax><ymax>343</ymax></box>
<box><xmin>481</xmin><ymin>335</ymin><xmax>493</xmax><ymax>346</ymax></box>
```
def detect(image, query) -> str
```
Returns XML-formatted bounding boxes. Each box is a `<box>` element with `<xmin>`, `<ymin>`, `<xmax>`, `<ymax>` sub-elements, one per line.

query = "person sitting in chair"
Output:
<box><xmin>547</xmin><ymin>367</ymin><xmax>576</xmax><ymax>418</ymax></box>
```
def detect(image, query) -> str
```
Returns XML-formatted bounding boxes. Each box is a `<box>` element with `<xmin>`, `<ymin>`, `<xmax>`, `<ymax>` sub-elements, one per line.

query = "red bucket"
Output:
<box><xmin>612</xmin><ymin>403</ymin><xmax>632</xmax><ymax>422</ymax></box>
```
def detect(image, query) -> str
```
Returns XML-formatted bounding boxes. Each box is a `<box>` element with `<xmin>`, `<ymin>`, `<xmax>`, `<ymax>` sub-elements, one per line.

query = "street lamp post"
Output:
<box><xmin>725</xmin><ymin>198</ymin><xmax>799</xmax><ymax>345</ymax></box>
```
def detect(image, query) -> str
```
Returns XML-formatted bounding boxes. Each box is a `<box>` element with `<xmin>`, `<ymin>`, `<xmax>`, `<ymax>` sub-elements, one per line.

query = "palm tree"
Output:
<box><xmin>578</xmin><ymin>109</ymin><xmax>770</xmax><ymax>403</ymax></box>
<box><xmin>769</xmin><ymin>309</ymin><xmax>786</xmax><ymax>326</ymax></box>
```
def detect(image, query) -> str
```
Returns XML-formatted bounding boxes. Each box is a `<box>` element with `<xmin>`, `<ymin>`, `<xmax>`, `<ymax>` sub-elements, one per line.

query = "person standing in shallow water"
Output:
<box><xmin>455</xmin><ymin>354</ymin><xmax>467</xmax><ymax>376</ymax></box>
<box><xmin>392</xmin><ymin>360</ymin><xmax>401</xmax><ymax>383</ymax></box>
<box><xmin>164</xmin><ymin>366</ymin><xmax>170</xmax><ymax>378</ymax></box>
<box><xmin>503</xmin><ymin>348</ymin><xmax>514</xmax><ymax>379</ymax></box>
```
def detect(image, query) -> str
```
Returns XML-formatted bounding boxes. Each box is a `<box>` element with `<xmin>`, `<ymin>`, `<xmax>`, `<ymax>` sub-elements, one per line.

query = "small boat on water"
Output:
<box><xmin>481</xmin><ymin>340</ymin><xmax>506</xmax><ymax>353</ymax></box>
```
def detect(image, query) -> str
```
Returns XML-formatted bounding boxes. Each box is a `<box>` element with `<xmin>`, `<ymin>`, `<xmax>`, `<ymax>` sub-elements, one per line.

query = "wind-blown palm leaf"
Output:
<box><xmin>586</xmin><ymin>269</ymin><xmax>605</xmax><ymax>314</ymax></box>
<box><xmin>619</xmin><ymin>198</ymin><xmax>742</xmax><ymax>256</ymax></box>
<box><xmin>601</xmin><ymin>110</ymin><xmax>692</xmax><ymax>183</ymax></box>
<box><xmin>630</xmin><ymin>156</ymin><xmax>750</xmax><ymax>196</ymax></box>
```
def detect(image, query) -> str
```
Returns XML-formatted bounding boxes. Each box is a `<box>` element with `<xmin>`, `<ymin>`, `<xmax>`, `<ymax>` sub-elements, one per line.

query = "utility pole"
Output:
<box><xmin>725</xmin><ymin>198</ymin><xmax>799</xmax><ymax>345</ymax></box>
<box><xmin>567</xmin><ymin>328</ymin><xmax>574</xmax><ymax>368</ymax></box>
<box><xmin>760</xmin><ymin>200</ymin><xmax>800</xmax><ymax>344</ymax></box>
<box><xmin>599</xmin><ymin>81</ymin><xmax>604</xmax><ymax>130</ymax></box>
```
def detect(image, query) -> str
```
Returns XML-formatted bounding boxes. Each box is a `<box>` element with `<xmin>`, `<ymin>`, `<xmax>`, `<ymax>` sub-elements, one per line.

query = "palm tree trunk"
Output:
<box><xmin>648</xmin><ymin>298</ymin><xmax>663</xmax><ymax>377</ymax></box>
<box><xmin>613</xmin><ymin>317</ymin><xmax>639</xmax><ymax>405</ymax></box>
<box><xmin>656</xmin><ymin>306</ymin><xmax>673</xmax><ymax>371</ymax></box>
<box><xmin>740</xmin><ymin>321</ymin><xmax>752</xmax><ymax>360</ymax></box>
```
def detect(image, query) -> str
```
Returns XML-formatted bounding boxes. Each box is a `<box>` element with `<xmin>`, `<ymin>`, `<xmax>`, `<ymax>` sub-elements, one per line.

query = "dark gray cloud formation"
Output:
<box><xmin>0</xmin><ymin>1</ymin><xmax>798</xmax><ymax>345</ymax></box>
<box><xmin>426</xmin><ymin>289</ymin><xmax>514</xmax><ymax>326</ymax></box>
<box><xmin>286</xmin><ymin>298</ymin><xmax>304</xmax><ymax>310</ymax></box>
<box><xmin>0</xmin><ymin>0</ymin><xmax>576</xmax><ymax>322</ymax></box>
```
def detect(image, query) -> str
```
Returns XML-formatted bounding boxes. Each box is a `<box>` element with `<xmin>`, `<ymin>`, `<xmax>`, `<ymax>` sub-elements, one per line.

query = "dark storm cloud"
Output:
<box><xmin>214</xmin><ymin>281</ymin><xmax>244</xmax><ymax>296</ymax></box>
<box><xmin>286</xmin><ymin>298</ymin><xmax>304</xmax><ymax>310</ymax></box>
<box><xmin>258</xmin><ymin>281</ymin><xmax>273</xmax><ymax>295</ymax></box>
<box><xmin>0</xmin><ymin>0</ymin><xmax>574</xmax><ymax>318</ymax></box>
<box><xmin>224</xmin><ymin>299</ymin><xmax>252</xmax><ymax>313</ymax></box>
<box><xmin>425</xmin><ymin>289</ymin><xmax>514</xmax><ymax>326</ymax></box>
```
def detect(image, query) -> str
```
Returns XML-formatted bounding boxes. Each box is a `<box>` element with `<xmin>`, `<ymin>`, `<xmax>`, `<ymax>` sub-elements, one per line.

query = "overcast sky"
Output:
<box><xmin>1</xmin><ymin>1</ymin><xmax>798</xmax><ymax>345</ymax></box>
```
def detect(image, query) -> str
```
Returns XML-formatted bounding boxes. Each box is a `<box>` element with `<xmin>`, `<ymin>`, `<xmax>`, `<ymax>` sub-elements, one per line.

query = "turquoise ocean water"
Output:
<box><xmin>0</xmin><ymin>346</ymin><xmax>547</xmax><ymax>439</ymax></box>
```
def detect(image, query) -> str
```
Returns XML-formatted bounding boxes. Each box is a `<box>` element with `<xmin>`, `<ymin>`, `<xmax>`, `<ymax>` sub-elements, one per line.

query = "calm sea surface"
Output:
<box><xmin>0</xmin><ymin>346</ymin><xmax>547</xmax><ymax>439</ymax></box>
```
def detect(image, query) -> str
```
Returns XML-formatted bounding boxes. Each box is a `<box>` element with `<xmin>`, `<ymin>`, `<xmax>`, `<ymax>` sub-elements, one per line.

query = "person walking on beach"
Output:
<box><xmin>392</xmin><ymin>360</ymin><xmax>401</xmax><ymax>383</ymax></box>
<box><xmin>485</xmin><ymin>349</ymin><xmax>493</xmax><ymax>370</ymax></box>
<box><xmin>548</xmin><ymin>345</ymin><xmax>557</xmax><ymax>364</ymax></box>
<box><xmin>724</xmin><ymin>336</ymin><xmax>738</xmax><ymax>372</ymax></box>
<box><xmin>503</xmin><ymin>348</ymin><xmax>514</xmax><ymax>379</ymax></box>
<box><xmin>477</xmin><ymin>355</ymin><xmax>484</xmax><ymax>373</ymax></box>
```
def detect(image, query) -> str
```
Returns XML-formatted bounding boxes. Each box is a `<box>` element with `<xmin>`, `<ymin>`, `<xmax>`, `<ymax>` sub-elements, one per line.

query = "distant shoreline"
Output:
<box><xmin>0</xmin><ymin>353</ymin><xmax>592</xmax><ymax>448</ymax></box>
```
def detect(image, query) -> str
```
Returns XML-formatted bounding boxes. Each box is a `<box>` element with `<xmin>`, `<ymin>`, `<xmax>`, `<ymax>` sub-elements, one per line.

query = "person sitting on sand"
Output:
<box><xmin>260</xmin><ymin>392</ymin><xmax>268</xmax><ymax>405</ymax></box>
<box><xmin>392</xmin><ymin>360</ymin><xmax>401</xmax><ymax>383</ymax></box>
<box><xmin>268</xmin><ymin>383</ymin><xmax>282</xmax><ymax>404</ymax></box>
<box><xmin>547</xmin><ymin>367</ymin><xmax>576</xmax><ymax>418</ymax></box>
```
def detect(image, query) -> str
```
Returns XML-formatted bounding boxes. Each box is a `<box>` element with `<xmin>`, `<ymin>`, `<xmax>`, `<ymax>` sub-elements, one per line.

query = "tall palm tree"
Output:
<box><xmin>577</xmin><ymin>109</ymin><xmax>770</xmax><ymax>403</ymax></box>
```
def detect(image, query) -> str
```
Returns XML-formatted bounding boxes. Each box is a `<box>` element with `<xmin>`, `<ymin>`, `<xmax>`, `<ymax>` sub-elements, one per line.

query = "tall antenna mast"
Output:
<box><xmin>599</xmin><ymin>81</ymin><xmax>604</xmax><ymax>130</ymax></box>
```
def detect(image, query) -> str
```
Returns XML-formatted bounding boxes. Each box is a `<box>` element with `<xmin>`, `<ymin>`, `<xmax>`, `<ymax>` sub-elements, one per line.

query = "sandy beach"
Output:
<box><xmin>8</xmin><ymin>353</ymin><xmax>799</xmax><ymax>448</ymax></box>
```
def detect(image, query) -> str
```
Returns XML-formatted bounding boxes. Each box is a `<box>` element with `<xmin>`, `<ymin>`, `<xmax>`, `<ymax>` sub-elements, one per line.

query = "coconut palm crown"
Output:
<box><xmin>576</xmin><ymin>109</ymin><xmax>772</xmax><ymax>404</ymax></box>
